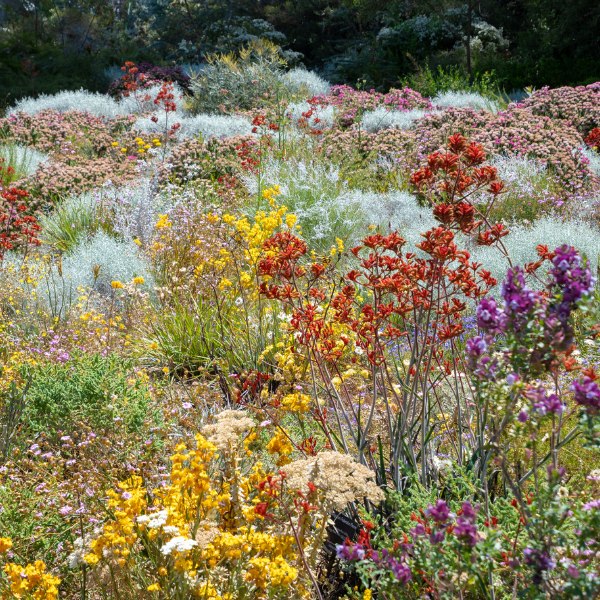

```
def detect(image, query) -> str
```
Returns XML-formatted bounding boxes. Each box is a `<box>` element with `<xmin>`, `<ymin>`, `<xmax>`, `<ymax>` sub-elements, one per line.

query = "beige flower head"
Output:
<box><xmin>282</xmin><ymin>451</ymin><xmax>384</xmax><ymax>511</ymax></box>
<box><xmin>202</xmin><ymin>410</ymin><xmax>255</xmax><ymax>452</ymax></box>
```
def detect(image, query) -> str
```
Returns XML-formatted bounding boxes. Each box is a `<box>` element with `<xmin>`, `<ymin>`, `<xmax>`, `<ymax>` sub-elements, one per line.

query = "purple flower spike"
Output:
<box><xmin>426</xmin><ymin>499</ymin><xmax>451</xmax><ymax>523</ymax></box>
<box><xmin>571</xmin><ymin>376</ymin><xmax>600</xmax><ymax>413</ymax></box>
<box><xmin>476</xmin><ymin>297</ymin><xmax>505</xmax><ymax>333</ymax></box>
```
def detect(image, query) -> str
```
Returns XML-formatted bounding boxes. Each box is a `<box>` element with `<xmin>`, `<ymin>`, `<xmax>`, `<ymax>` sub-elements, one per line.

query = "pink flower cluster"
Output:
<box><xmin>310</xmin><ymin>84</ymin><xmax>432</xmax><ymax>127</ymax></box>
<box><xmin>414</xmin><ymin>107</ymin><xmax>595</xmax><ymax>190</ymax></box>
<box><xmin>515</xmin><ymin>83</ymin><xmax>600</xmax><ymax>135</ymax></box>
<box><xmin>0</xmin><ymin>110</ymin><xmax>135</xmax><ymax>156</ymax></box>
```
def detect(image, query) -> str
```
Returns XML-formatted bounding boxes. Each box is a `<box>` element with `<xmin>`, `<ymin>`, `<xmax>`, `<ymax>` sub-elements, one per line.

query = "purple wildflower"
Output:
<box><xmin>476</xmin><ymin>297</ymin><xmax>505</xmax><ymax>333</ymax></box>
<box><xmin>524</xmin><ymin>547</ymin><xmax>556</xmax><ymax>584</ymax></box>
<box><xmin>426</xmin><ymin>499</ymin><xmax>451</xmax><ymax>523</ymax></box>
<box><xmin>571</xmin><ymin>376</ymin><xmax>600</xmax><ymax>413</ymax></box>
<box><xmin>525</xmin><ymin>386</ymin><xmax>564</xmax><ymax>416</ymax></box>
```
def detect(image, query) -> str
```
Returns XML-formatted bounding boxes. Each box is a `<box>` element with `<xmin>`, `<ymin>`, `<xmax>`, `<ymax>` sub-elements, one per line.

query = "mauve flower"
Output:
<box><xmin>426</xmin><ymin>499</ymin><xmax>451</xmax><ymax>523</ymax></box>
<box><xmin>502</xmin><ymin>267</ymin><xmax>540</xmax><ymax>321</ymax></box>
<box><xmin>466</xmin><ymin>336</ymin><xmax>487</xmax><ymax>357</ymax></box>
<box><xmin>524</xmin><ymin>547</ymin><xmax>556</xmax><ymax>584</ymax></box>
<box><xmin>525</xmin><ymin>386</ymin><xmax>564</xmax><ymax>416</ymax></box>
<box><xmin>476</xmin><ymin>297</ymin><xmax>505</xmax><ymax>333</ymax></box>
<box><xmin>548</xmin><ymin>245</ymin><xmax>595</xmax><ymax>314</ymax></box>
<box><xmin>571</xmin><ymin>375</ymin><xmax>600</xmax><ymax>413</ymax></box>
<box><xmin>460</xmin><ymin>501</ymin><xmax>477</xmax><ymax>521</ymax></box>
<box><xmin>429</xmin><ymin>530</ymin><xmax>446</xmax><ymax>544</ymax></box>
<box><xmin>336</xmin><ymin>541</ymin><xmax>366</xmax><ymax>561</ymax></box>
<box><xmin>454</xmin><ymin>517</ymin><xmax>478</xmax><ymax>547</ymax></box>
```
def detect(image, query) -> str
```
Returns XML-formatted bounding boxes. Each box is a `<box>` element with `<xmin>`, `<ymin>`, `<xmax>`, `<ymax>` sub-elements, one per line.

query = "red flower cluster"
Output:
<box><xmin>235</xmin><ymin>138</ymin><xmax>262</xmax><ymax>173</ymax></box>
<box><xmin>295</xmin><ymin>108</ymin><xmax>324</xmax><ymax>136</ymax></box>
<box><xmin>251</xmin><ymin>114</ymin><xmax>280</xmax><ymax>134</ymax></box>
<box><xmin>231</xmin><ymin>369</ymin><xmax>272</xmax><ymax>404</ymax></box>
<box><xmin>585</xmin><ymin>127</ymin><xmax>600</xmax><ymax>151</ymax></box>
<box><xmin>0</xmin><ymin>186</ymin><xmax>41</xmax><ymax>260</ymax></box>
<box><xmin>153</xmin><ymin>82</ymin><xmax>177</xmax><ymax>113</ymax></box>
<box><xmin>411</xmin><ymin>134</ymin><xmax>508</xmax><ymax>245</ymax></box>
<box><xmin>257</xmin><ymin>226</ymin><xmax>496</xmax><ymax>366</ymax></box>
<box><xmin>117</xmin><ymin>61</ymin><xmax>152</xmax><ymax>106</ymax></box>
<box><xmin>0</xmin><ymin>158</ymin><xmax>16</xmax><ymax>187</ymax></box>
<box><xmin>120</xmin><ymin>61</ymin><xmax>147</xmax><ymax>95</ymax></box>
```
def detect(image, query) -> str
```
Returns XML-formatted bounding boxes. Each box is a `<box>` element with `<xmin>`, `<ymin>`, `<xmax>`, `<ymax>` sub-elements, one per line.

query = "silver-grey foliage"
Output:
<box><xmin>360</xmin><ymin>107</ymin><xmax>429</xmax><ymax>132</ymax></box>
<box><xmin>432</xmin><ymin>90</ymin><xmax>499</xmax><ymax>113</ymax></box>
<box><xmin>134</xmin><ymin>113</ymin><xmax>254</xmax><ymax>139</ymax></box>
<box><xmin>467</xmin><ymin>217</ymin><xmax>600</xmax><ymax>286</ymax></box>
<box><xmin>0</xmin><ymin>144</ymin><xmax>48</xmax><ymax>177</ymax></box>
<box><xmin>282</xmin><ymin>68</ymin><xmax>331</xmax><ymax>96</ymax></box>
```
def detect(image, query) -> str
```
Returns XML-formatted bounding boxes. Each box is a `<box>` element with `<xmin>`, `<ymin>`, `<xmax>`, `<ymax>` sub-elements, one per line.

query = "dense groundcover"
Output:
<box><xmin>0</xmin><ymin>57</ymin><xmax>599</xmax><ymax>599</ymax></box>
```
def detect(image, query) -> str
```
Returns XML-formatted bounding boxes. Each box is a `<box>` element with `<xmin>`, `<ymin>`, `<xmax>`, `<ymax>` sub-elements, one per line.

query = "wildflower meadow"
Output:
<box><xmin>0</xmin><ymin>43</ymin><xmax>599</xmax><ymax>600</ymax></box>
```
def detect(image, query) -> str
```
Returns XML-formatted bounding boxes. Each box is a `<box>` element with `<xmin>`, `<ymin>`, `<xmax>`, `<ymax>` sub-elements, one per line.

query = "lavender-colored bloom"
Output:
<box><xmin>426</xmin><ymin>499</ymin><xmax>451</xmax><ymax>523</ymax></box>
<box><xmin>385</xmin><ymin>556</ymin><xmax>412</xmax><ymax>583</ymax></box>
<box><xmin>336</xmin><ymin>542</ymin><xmax>366</xmax><ymax>561</ymax></box>
<box><xmin>571</xmin><ymin>376</ymin><xmax>600</xmax><ymax>412</ymax></box>
<box><xmin>476</xmin><ymin>297</ymin><xmax>505</xmax><ymax>333</ymax></box>
<box><xmin>549</xmin><ymin>245</ymin><xmax>595</xmax><ymax>306</ymax></box>
<box><xmin>466</xmin><ymin>336</ymin><xmax>487</xmax><ymax>358</ymax></box>
<box><xmin>525</xmin><ymin>386</ymin><xmax>564</xmax><ymax>416</ymax></box>
<box><xmin>582</xmin><ymin>499</ymin><xmax>600</xmax><ymax>511</ymax></box>
<box><xmin>506</xmin><ymin>372</ymin><xmax>520</xmax><ymax>386</ymax></box>
<box><xmin>502</xmin><ymin>267</ymin><xmax>542</xmax><ymax>331</ymax></box>
<box><xmin>460</xmin><ymin>502</ymin><xmax>477</xmax><ymax>522</ymax></box>
<box><xmin>524</xmin><ymin>547</ymin><xmax>556</xmax><ymax>584</ymax></box>
<box><xmin>429</xmin><ymin>529</ymin><xmax>446</xmax><ymax>544</ymax></box>
<box><xmin>454</xmin><ymin>517</ymin><xmax>478</xmax><ymax>547</ymax></box>
<box><xmin>473</xmin><ymin>355</ymin><xmax>499</xmax><ymax>381</ymax></box>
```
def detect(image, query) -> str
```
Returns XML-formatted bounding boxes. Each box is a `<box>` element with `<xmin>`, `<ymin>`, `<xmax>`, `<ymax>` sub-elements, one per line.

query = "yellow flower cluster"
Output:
<box><xmin>112</xmin><ymin>136</ymin><xmax>161</xmax><ymax>156</ymax></box>
<box><xmin>155</xmin><ymin>214</ymin><xmax>172</xmax><ymax>230</ymax></box>
<box><xmin>84</xmin><ymin>476</ymin><xmax>147</xmax><ymax>567</ymax></box>
<box><xmin>281</xmin><ymin>391</ymin><xmax>311</xmax><ymax>413</ymax></box>
<box><xmin>82</xmin><ymin>415</ymin><xmax>309</xmax><ymax>598</ymax></box>
<box><xmin>223</xmin><ymin>203</ymin><xmax>287</xmax><ymax>267</ymax></box>
<box><xmin>2</xmin><ymin>560</ymin><xmax>60</xmax><ymax>599</ymax></box>
<box><xmin>261</xmin><ymin>184</ymin><xmax>281</xmax><ymax>207</ymax></box>
<box><xmin>266</xmin><ymin>430</ymin><xmax>293</xmax><ymax>465</ymax></box>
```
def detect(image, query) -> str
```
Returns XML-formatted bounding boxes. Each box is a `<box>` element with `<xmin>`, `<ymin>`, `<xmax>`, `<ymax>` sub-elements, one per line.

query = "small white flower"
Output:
<box><xmin>161</xmin><ymin>536</ymin><xmax>198</xmax><ymax>556</ymax></box>
<box><xmin>162</xmin><ymin>525</ymin><xmax>180</xmax><ymax>535</ymax></box>
<box><xmin>143</xmin><ymin>509</ymin><xmax>168</xmax><ymax>529</ymax></box>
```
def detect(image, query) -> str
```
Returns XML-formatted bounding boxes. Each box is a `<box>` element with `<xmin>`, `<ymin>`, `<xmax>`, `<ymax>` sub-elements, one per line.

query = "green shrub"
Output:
<box><xmin>0</xmin><ymin>144</ymin><xmax>47</xmax><ymax>186</ymax></box>
<box><xmin>402</xmin><ymin>64</ymin><xmax>502</xmax><ymax>100</ymax></box>
<box><xmin>39</xmin><ymin>192</ymin><xmax>100</xmax><ymax>253</ymax></box>
<box><xmin>187</xmin><ymin>39</ymin><xmax>290</xmax><ymax>114</ymax></box>
<box><xmin>20</xmin><ymin>353</ymin><xmax>153</xmax><ymax>438</ymax></box>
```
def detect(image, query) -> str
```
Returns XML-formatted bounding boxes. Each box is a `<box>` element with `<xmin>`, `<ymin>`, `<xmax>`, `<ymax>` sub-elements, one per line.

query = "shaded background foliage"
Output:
<box><xmin>0</xmin><ymin>0</ymin><xmax>599</xmax><ymax>107</ymax></box>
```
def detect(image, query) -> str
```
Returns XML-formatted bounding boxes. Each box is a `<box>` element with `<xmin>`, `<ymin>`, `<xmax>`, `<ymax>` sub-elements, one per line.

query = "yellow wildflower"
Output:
<box><xmin>266</xmin><ymin>430</ymin><xmax>293</xmax><ymax>465</ymax></box>
<box><xmin>155</xmin><ymin>214</ymin><xmax>172</xmax><ymax>229</ymax></box>
<box><xmin>281</xmin><ymin>392</ymin><xmax>311</xmax><ymax>413</ymax></box>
